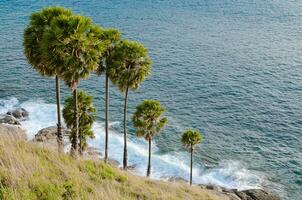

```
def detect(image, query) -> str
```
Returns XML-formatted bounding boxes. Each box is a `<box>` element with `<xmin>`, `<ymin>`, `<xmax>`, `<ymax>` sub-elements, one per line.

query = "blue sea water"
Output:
<box><xmin>0</xmin><ymin>0</ymin><xmax>301</xmax><ymax>199</ymax></box>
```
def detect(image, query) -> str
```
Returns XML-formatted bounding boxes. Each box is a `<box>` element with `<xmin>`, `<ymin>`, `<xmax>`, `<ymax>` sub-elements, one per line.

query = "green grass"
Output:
<box><xmin>0</xmin><ymin>135</ymin><xmax>226</xmax><ymax>200</ymax></box>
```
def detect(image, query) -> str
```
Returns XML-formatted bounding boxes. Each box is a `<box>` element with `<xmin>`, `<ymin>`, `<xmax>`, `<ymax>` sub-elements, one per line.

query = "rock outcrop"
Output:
<box><xmin>0</xmin><ymin>115</ymin><xmax>21</xmax><ymax>125</ymax></box>
<box><xmin>0</xmin><ymin>124</ymin><xmax>27</xmax><ymax>140</ymax></box>
<box><xmin>199</xmin><ymin>185</ymin><xmax>280</xmax><ymax>200</ymax></box>
<box><xmin>32</xmin><ymin>126</ymin><xmax>69</xmax><ymax>150</ymax></box>
<box><xmin>7</xmin><ymin>108</ymin><xmax>29</xmax><ymax>119</ymax></box>
<box><xmin>0</xmin><ymin>108</ymin><xmax>29</xmax><ymax>125</ymax></box>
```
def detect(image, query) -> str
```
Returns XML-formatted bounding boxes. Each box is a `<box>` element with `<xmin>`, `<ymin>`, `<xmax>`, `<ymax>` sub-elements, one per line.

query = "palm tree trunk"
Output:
<box><xmin>190</xmin><ymin>144</ymin><xmax>193</xmax><ymax>186</ymax></box>
<box><xmin>104</xmin><ymin>72</ymin><xmax>109</xmax><ymax>163</ymax></box>
<box><xmin>147</xmin><ymin>137</ymin><xmax>152</xmax><ymax>177</ymax></box>
<box><xmin>71</xmin><ymin>88</ymin><xmax>79</xmax><ymax>158</ymax></box>
<box><xmin>55</xmin><ymin>76</ymin><xmax>63</xmax><ymax>153</ymax></box>
<box><xmin>79</xmin><ymin>130</ymin><xmax>83</xmax><ymax>156</ymax></box>
<box><xmin>123</xmin><ymin>87</ymin><xmax>129</xmax><ymax>170</ymax></box>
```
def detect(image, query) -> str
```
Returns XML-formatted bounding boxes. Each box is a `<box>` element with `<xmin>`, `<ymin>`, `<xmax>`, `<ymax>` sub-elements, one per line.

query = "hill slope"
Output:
<box><xmin>0</xmin><ymin>134</ymin><xmax>226</xmax><ymax>200</ymax></box>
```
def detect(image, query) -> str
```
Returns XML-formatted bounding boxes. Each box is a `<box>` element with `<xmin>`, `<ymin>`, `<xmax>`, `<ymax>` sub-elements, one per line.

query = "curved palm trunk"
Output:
<box><xmin>104</xmin><ymin>73</ymin><xmax>109</xmax><ymax>163</ymax></box>
<box><xmin>55</xmin><ymin>76</ymin><xmax>64</xmax><ymax>153</ymax></box>
<box><xmin>71</xmin><ymin>88</ymin><xmax>79</xmax><ymax>158</ymax></box>
<box><xmin>123</xmin><ymin>87</ymin><xmax>129</xmax><ymax>170</ymax></box>
<box><xmin>190</xmin><ymin>144</ymin><xmax>193</xmax><ymax>186</ymax></box>
<box><xmin>147</xmin><ymin>137</ymin><xmax>152</xmax><ymax>177</ymax></box>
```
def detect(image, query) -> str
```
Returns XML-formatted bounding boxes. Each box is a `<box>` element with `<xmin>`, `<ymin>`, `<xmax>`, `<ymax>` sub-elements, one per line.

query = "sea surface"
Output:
<box><xmin>0</xmin><ymin>1</ymin><xmax>302</xmax><ymax>199</ymax></box>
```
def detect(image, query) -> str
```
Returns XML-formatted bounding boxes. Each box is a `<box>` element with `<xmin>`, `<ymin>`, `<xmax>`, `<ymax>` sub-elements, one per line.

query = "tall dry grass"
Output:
<box><xmin>0</xmin><ymin>135</ymin><xmax>227</xmax><ymax>200</ymax></box>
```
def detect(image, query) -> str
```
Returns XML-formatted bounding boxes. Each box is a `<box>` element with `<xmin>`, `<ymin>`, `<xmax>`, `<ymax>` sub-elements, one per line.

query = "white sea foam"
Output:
<box><xmin>0</xmin><ymin>97</ymin><xmax>263</xmax><ymax>190</ymax></box>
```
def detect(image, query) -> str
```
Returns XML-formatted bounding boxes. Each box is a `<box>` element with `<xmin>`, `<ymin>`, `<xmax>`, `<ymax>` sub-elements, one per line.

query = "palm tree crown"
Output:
<box><xmin>181</xmin><ymin>129</ymin><xmax>202</xmax><ymax>151</ymax></box>
<box><xmin>132</xmin><ymin>100</ymin><xmax>167</xmax><ymax>140</ymax></box>
<box><xmin>107</xmin><ymin>39</ymin><xmax>152</xmax><ymax>91</ymax></box>
<box><xmin>23</xmin><ymin>6</ymin><xmax>72</xmax><ymax>76</ymax></box>
<box><xmin>41</xmin><ymin>15</ymin><xmax>104</xmax><ymax>88</ymax></box>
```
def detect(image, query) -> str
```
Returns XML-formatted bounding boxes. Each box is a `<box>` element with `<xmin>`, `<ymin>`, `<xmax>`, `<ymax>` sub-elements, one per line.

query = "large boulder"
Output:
<box><xmin>32</xmin><ymin>126</ymin><xmax>69</xmax><ymax>150</ymax></box>
<box><xmin>0</xmin><ymin>124</ymin><xmax>27</xmax><ymax>140</ymax></box>
<box><xmin>7</xmin><ymin>108</ymin><xmax>29</xmax><ymax>119</ymax></box>
<box><xmin>0</xmin><ymin>115</ymin><xmax>21</xmax><ymax>125</ymax></box>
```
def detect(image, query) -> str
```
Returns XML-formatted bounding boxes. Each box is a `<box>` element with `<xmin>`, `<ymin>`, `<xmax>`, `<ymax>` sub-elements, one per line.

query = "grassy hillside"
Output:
<box><xmin>0</xmin><ymin>135</ymin><xmax>227</xmax><ymax>200</ymax></box>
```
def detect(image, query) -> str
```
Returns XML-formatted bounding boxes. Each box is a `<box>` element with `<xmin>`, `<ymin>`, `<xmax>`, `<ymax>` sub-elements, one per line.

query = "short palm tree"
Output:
<box><xmin>96</xmin><ymin>28</ymin><xmax>121</xmax><ymax>163</ymax></box>
<box><xmin>181</xmin><ymin>129</ymin><xmax>203</xmax><ymax>185</ymax></box>
<box><xmin>63</xmin><ymin>90</ymin><xmax>96</xmax><ymax>154</ymax></box>
<box><xmin>108</xmin><ymin>40</ymin><xmax>152</xmax><ymax>169</ymax></box>
<box><xmin>23</xmin><ymin>7</ymin><xmax>72</xmax><ymax>153</ymax></box>
<box><xmin>132</xmin><ymin>100</ymin><xmax>167</xmax><ymax>177</ymax></box>
<box><xmin>41</xmin><ymin>15</ymin><xmax>104</xmax><ymax>157</ymax></box>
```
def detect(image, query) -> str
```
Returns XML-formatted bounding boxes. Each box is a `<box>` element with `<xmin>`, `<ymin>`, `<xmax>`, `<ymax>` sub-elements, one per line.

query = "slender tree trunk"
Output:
<box><xmin>190</xmin><ymin>144</ymin><xmax>193</xmax><ymax>186</ymax></box>
<box><xmin>123</xmin><ymin>87</ymin><xmax>129</xmax><ymax>170</ymax></box>
<box><xmin>55</xmin><ymin>76</ymin><xmax>64</xmax><ymax>153</ymax></box>
<box><xmin>104</xmin><ymin>72</ymin><xmax>109</xmax><ymax>163</ymax></box>
<box><xmin>147</xmin><ymin>137</ymin><xmax>152</xmax><ymax>177</ymax></box>
<box><xmin>71</xmin><ymin>88</ymin><xmax>79</xmax><ymax>158</ymax></box>
<box><xmin>79</xmin><ymin>130</ymin><xmax>83</xmax><ymax>156</ymax></box>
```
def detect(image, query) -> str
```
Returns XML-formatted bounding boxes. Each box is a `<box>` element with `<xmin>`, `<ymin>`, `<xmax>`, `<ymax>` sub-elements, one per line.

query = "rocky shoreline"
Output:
<box><xmin>0</xmin><ymin>108</ymin><xmax>281</xmax><ymax>200</ymax></box>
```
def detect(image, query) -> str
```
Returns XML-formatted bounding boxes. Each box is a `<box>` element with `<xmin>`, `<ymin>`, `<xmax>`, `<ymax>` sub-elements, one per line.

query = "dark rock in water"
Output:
<box><xmin>168</xmin><ymin>176</ymin><xmax>187</xmax><ymax>184</ymax></box>
<box><xmin>0</xmin><ymin>115</ymin><xmax>21</xmax><ymax>125</ymax></box>
<box><xmin>7</xmin><ymin>108</ymin><xmax>29</xmax><ymax>119</ymax></box>
<box><xmin>0</xmin><ymin>124</ymin><xmax>27</xmax><ymax>140</ymax></box>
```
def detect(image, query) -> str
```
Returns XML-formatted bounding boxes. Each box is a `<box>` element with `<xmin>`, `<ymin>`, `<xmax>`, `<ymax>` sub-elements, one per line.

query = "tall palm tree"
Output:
<box><xmin>41</xmin><ymin>15</ymin><xmax>104</xmax><ymax>158</ymax></box>
<box><xmin>63</xmin><ymin>90</ymin><xmax>96</xmax><ymax>155</ymax></box>
<box><xmin>132</xmin><ymin>100</ymin><xmax>167</xmax><ymax>177</ymax></box>
<box><xmin>96</xmin><ymin>28</ymin><xmax>121</xmax><ymax>163</ymax></box>
<box><xmin>108</xmin><ymin>40</ymin><xmax>152</xmax><ymax>169</ymax></box>
<box><xmin>181</xmin><ymin>129</ymin><xmax>203</xmax><ymax>185</ymax></box>
<box><xmin>23</xmin><ymin>7</ymin><xmax>72</xmax><ymax>153</ymax></box>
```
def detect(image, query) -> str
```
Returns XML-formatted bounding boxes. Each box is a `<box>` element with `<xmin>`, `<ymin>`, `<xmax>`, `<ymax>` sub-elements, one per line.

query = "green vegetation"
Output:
<box><xmin>0</xmin><ymin>137</ymin><xmax>222</xmax><ymax>200</ymax></box>
<box><xmin>96</xmin><ymin>28</ymin><xmax>121</xmax><ymax>163</ymax></box>
<box><xmin>108</xmin><ymin>40</ymin><xmax>152</xmax><ymax>169</ymax></box>
<box><xmin>41</xmin><ymin>14</ymin><xmax>104</xmax><ymax>158</ymax></box>
<box><xmin>63</xmin><ymin>91</ymin><xmax>96</xmax><ymax>155</ymax></box>
<box><xmin>23</xmin><ymin>6</ymin><xmax>205</xmax><ymax>187</ymax></box>
<box><xmin>132</xmin><ymin>100</ymin><xmax>168</xmax><ymax>177</ymax></box>
<box><xmin>181</xmin><ymin>130</ymin><xmax>203</xmax><ymax>185</ymax></box>
<box><xmin>23</xmin><ymin>7</ymin><xmax>73</xmax><ymax>153</ymax></box>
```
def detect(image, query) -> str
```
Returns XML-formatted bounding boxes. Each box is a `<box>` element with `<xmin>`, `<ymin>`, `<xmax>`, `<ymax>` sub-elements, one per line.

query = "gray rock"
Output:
<box><xmin>0</xmin><ymin>124</ymin><xmax>27</xmax><ymax>140</ymax></box>
<box><xmin>7</xmin><ymin>108</ymin><xmax>29</xmax><ymax>119</ymax></box>
<box><xmin>0</xmin><ymin>115</ymin><xmax>21</xmax><ymax>125</ymax></box>
<box><xmin>107</xmin><ymin>158</ymin><xmax>120</xmax><ymax>167</ymax></box>
<box><xmin>224</xmin><ymin>193</ymin><xmax>242</xmax><ymax>200</ymax></box>
<box><xmin>83</xmin><ymin>147</ymin><xmax>102</xmax><ymax>160</ymax></box>
<box><xmin>168</xmin><ymin>176</ymin><xmax>187</xmax><ymax>184</ymax></box>
<box><xmin>242</xmin><ymin>189</ymin><xmax>280</xmax><ymax>200</ymax></box>
<box><xmin>32</xmin><ymin>126</ymin><xmax>68</xmax><ymax>150</ymax></box>
<box><xmin>205</xmin><ymin>185</ymin><xmax>223</xmax><ymax>192</ymax></box>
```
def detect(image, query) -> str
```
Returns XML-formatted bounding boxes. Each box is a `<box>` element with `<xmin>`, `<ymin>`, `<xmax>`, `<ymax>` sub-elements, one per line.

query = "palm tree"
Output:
<box><xmin>96</xmin><ymin>28</ymin><xmax>121</xmax><ymax>163</ymax></box>
<box><xmin>181</xmin><ymin>129</ymin><xmax>203</xmax><ymax>185</ymax></box>
<box><xmin>63</xmin><ymin>90</ymin><xmax>96</xmax><ymax>155</ymax></box>
<box><xmin>108</xmin><ymin>40</ymin><xmax>152</xmax><ymax>169</ymax></box>
<box><xmin>23</xmin><ymin>7</ymin><xmax>72</xmax><ymax>153</ymax></box>
<box><xmin>132</xmin><ymin>100</ymin><xmax>167</xmax><ymax>177</ymax></box>
<box><xmin>41</xmin><ymin>15</ymin><xmax>104</xmax><ymax>157</ymax></box>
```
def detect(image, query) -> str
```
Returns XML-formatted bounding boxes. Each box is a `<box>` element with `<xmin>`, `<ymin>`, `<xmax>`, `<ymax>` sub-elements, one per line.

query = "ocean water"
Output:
<box><xmin>0</xmin><ymin>0</ymin><xmax>301</xmax><ymax>199</ymax></box>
